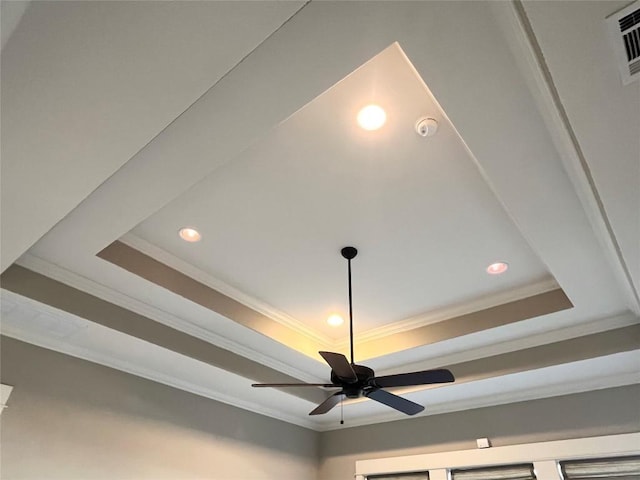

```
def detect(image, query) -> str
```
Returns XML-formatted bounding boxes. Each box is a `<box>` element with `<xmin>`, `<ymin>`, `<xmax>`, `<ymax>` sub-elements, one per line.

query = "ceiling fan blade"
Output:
<box><xmin>251</xmin><ymin>383</ymin><xmax>338</xmax><ymax>388</ymax></box>
<box><xmin>374</xmin><ymin>369</ymin><xmax>455</xmax><ymax>388</ymax></box>
<box><xmin>319</xmin><ymin>351</ymin><xmax>357</xmax><ymax>382</ymax></box>
<box><xmin>365</xmin><ymin>388</ymin><xmax>425</xmax><ymax>416</ymax></box>
<box><xmin>309</xmin><ymin>392</ymin><xmax>344</xmax><ymax>416</ymax></box>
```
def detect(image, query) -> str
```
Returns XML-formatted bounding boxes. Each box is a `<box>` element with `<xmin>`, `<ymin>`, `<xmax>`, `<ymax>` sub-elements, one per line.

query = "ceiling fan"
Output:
<box><xmin>252</xmin><ymin>247</ymin><xmax>455</xmax><ymax>416</ymax></box>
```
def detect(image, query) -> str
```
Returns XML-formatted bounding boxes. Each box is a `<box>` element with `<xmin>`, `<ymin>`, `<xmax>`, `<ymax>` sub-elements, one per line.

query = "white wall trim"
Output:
<box><xmin>3</xmin><ymin>327</ymin><xmax>318</xmax><ymax>431</ymax></box>
<box><xmin>15</xmin><ymin>254</ymin><xmax>326</xmax><ymax>384</ymax></box>
<box><xmin>120</xmin><ymin>232</ymin><xmax>336</xmax><ymax>346</ymax></box>
<box><xmin>2</xmin><ymin>288</ymin><xmax>638</xmax><ymax>432</ymax></box>
<box><xmin>122</xmin><ymin>233</ymin><xmax>561</xmax><ymax>350</ymax></box>
<box><xmin>334</xmin><ymin>278</ymin><xmax>560</xmax><ymax>349</ymax></box>
<box><xmin>14</xmin><ymin>254</ymin><xmax>639</xmax><ymax>385</ymax></box>
<box><xmin>317</xmin><ymin>367</ymin><xmax>640</xmax><ymax>431</ymax></box>
<box><xmin>377</xmin><ymin>311</ymin><xmax>639</xmax><ymax>376</ymax></box>
<box><xmin>488</xmin><ymin>1</ymin><xmax>640</xmax><ymax>314</ymax></box>
<box><xmin>0</xmin><ymin>290</ymin><xmax>318</xmax><ymax>430</ymax></box>
<box><xmin>356</xmin><ymin>433</ymin><xmax>640</xmax><ymax>477</ymax></box>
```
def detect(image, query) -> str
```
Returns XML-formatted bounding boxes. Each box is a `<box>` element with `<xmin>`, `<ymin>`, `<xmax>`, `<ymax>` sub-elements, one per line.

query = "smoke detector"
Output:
<box><xmin>415</xmin><ymin>117</ymin><xmax>438</xmax><ymax>137</ymax></box>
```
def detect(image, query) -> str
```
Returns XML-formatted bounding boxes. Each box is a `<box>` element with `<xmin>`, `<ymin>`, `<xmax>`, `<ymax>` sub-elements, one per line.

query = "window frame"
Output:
<box><xmin>355</xmin><ymin>433</ymin><xmax>640</xmax><ymax>480</ymax></box>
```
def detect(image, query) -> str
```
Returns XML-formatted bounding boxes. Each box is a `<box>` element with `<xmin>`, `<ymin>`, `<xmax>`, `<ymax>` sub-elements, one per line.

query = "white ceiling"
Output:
<box><xmin>0</xmin><ymin>0</ymin><xmax>30</xmax><ymax>50</ymax></box>
<box><xmin>521</xmin><ymin>0</ymin><xmax>640</xmax><ymax>305</ymax></box>
<box><xmin>131</xmin><ymin>43</ymin><xmax>553</xmax><ymax>340</ymax></box>
<box><xmin>1</xmin><ymin>0</ymin><xmax>638</xmax><ymax>430</ymax></box>
<box><xmin>0</xmin><ymin>0</ymin><xmax>304</xmax><ymax>271</ymax></box>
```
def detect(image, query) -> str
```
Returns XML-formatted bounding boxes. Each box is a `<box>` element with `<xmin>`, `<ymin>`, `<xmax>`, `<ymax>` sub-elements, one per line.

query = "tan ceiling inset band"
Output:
<box><xmin>98</xmin><ymin>241</ymin><xmax>324</xmax><ymax>359</ymax></box>
<box><xmin>98</xmin><ymin>240</ymin><xmax>573</xmax><ymax>360</ymax></box>
<box><xmin>356</xmin><ymin>289</ymin><xmax>573</xmax><ymax>361</ymax></box>
<box><xmin>448</xmin><ymin>324</ymin><xmax>640</xmax><ymax>384</ymax></box>
<box><xmin>1</xmin><ymin>265</ymin><xmax>636</xmax><ymax>408</ymax></box>
<box><xmin>0</xmin><ymin>265</ymin><xmax>327</xmax><ymax>405</ymax></box>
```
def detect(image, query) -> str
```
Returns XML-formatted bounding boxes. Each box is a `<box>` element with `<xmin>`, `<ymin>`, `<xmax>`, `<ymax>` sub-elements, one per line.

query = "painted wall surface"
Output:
<box><xmin>318</xmin><ymin>384</ymin><xmax>640</xmax><ymax>479</ymax></box>
<box><xmin>0</xmin><ymin>337</ymin><xmax>319</xmax><ymax>480</ymax></box>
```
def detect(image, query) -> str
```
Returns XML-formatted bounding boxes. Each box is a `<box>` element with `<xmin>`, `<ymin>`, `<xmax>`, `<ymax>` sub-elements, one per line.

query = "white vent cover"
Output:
<box><xmin>607</xmin><ymin>0</ymin><xmax>640</xmax><ymax>85</ymax></box>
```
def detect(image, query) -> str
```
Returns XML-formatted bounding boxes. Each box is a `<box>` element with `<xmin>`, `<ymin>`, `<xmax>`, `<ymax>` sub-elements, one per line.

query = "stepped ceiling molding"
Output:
<box><xmin>1</xmin><ymin>1</ymin><xmax>638</xmax><ymax>429</ymax></box>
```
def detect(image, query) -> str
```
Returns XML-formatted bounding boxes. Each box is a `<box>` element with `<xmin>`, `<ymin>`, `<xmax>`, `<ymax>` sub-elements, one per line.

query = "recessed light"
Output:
<box><xmin>486</xmin><ymin>262</ymin><xmax>508</xmax><ymax>275</ymax></box>
<box><xmin>178</xmin><ymin>227</ymin><xmax>201</xmax><ymax>242</ymax></box>
<box><xmin>327</xmin><ymin>314</ymin><xmax>344</xmax><ymax>327</ymax></box>
<box><xmin>357</xmin><ymin>105</ymin><xmax>386</xmax><ymax>131</ymax></box>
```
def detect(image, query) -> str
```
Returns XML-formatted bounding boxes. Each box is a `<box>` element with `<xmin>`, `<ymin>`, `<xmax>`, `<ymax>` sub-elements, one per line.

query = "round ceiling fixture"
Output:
<box><xmin>415</xmin><ymin>117</ymin><xmax>438</xmax><ymax>137</ymax></box>
<box><xmin>357</xmin><ymin>105</ymin><xmax>386</xmax><ymax>131</ymax></box>
<box><xmin>486</xmin><ymin>262</ymin><xmax>508</xmax><ymax>275</ymax></box>
<box><xmin>178</xmin><ymin>227</ymin><xmax>201</xmax><ymax>242</ymax></box>
<box><xmin>327</xmin><ymin>314</ymin><xmax>344</xmax><ymax>327</ymax></box>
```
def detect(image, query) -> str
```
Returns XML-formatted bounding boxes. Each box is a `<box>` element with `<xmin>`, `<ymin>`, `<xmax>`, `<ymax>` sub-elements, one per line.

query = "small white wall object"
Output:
<box><xmin>476</xmin><ymin>438</ymin><xmax>491</xmax><ymax>449</ymax></box>
<box><xmin>1</xmin><ymin>384</ymin><xmax>14</xmax><ymax>414</ymax></box>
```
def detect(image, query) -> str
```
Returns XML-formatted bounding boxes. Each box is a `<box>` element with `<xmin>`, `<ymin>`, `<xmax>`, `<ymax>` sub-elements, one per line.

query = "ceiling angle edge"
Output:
<box><xmin>488</xmin><ymin>0</ymin><xmax>640</xmax><ymax>314</ymax></box>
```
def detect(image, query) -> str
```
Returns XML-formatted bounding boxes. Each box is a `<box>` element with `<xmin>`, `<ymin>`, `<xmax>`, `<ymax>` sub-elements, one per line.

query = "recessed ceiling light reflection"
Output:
<box><xmin>178</xmin><ymin>227</ymin><xmax>201</xmax><ymax>242</ymax></box>
<box><xmin>486</xmin><ymin>262</ymin><xmax>508</xmax><ymax>275</ymax></box>
<box><xmin>357</xmin><ymin>105</ymin><xmax>386</xmax><ymax>131</ymax></box>
<box><xmin>327</xmin><ymin>314</ymin><xmax>344</xmax><ymax>327</ymax></box>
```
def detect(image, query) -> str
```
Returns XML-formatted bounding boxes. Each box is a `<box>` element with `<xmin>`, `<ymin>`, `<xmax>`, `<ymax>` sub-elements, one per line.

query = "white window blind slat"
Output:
<box><xmin>452</xmin><ymin>464</ymin><xmax>535</xmax><ymax>480</ymax></box>
<box><xmin>561</xmin><ymin>456</ymin><xmax>640</xmax><ymax>479</ymax></box>
<box><xmin>368</xmin><ymin>474</ymin><xmax>429</xmax><ymax>480</ymax></box>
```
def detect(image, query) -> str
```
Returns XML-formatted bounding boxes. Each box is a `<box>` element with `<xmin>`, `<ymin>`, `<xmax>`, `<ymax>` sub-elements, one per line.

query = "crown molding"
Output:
<box><xmin>14</xmin><ymin>254</ymin><xmax>325</xmax><ymax>385</ymax></box>
<box><xmin>335</xmin><ymin>277</ymin><xmax>559</xmax><ymax>349</ymax></box>
<box><xmin>0</xmin><ymin>311</ymin><xmax>317</xmax><ymax>431</ymax></box>
<box><xmin>488</xmin><ymin>0</ymin><xmax>640</xmax><ymax>314</ymax></box>
<box><xmin>317</xmin><ymin>368</ymin><xmax>640</xmax><ymax>432</ymax></box>
<box><xmin>374</xmin><ymin>311</ymin><xmax>639</xmax><ymax>376</ymax></box>
<box><xmin>15</xmin><ymin>253</ymin><xmax>638</xmax><ymax>384</ymax></box>
<box><xmin>4</xmin><ymin>286</ymin><xmax>637</xmax><ymax>433</ymax></box>
<box><xmin>4</xmin><ymin>287</ymin><xmax>637</xmax><ymax>433</ymax></box>
<box><xmin>120</xmin><ymin>233</ymin><xmax>334</xmax><ymax>347</ymax></box>
<box><xmin>121</xmin><ymin>233</ymin><xmax>562</xmax><ymax>350</ymax></box>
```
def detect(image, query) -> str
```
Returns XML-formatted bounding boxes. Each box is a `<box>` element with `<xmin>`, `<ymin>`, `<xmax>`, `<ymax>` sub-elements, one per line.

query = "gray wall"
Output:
<box><xmin>318</xmin><ymin>384</ymin><xmax>640</xmax><ymax>479</ymax></box>
<box><xmin>0</xmin><ymin>337</ymin><xmax>319</xmax><ymax>480</ymax></box>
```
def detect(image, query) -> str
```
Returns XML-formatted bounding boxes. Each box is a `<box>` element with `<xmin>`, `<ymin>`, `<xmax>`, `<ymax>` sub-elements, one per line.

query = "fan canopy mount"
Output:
<box><xmin>340</xmin><ymin>246</ymin><xmax>358</xmax><ymax>260</ymax></box>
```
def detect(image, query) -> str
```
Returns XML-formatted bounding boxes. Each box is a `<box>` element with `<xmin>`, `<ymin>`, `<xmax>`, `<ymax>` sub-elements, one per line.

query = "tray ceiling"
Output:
<box><xmin>1</xmin><ymin>0</ymin><xmax>637</xmax><ymax>430</ymax></box>
<box><xmin>128</xmin><ymin>43</ymin><xmax>557</xmax><ymax>342</ymax></box>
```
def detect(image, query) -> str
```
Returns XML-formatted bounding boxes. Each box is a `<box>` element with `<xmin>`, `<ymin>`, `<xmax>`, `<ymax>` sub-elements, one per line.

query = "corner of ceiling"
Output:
<box><xmin>488</xmin><ymin>0</ymin><xmax>640</xmax><ymax>315</ymax></box>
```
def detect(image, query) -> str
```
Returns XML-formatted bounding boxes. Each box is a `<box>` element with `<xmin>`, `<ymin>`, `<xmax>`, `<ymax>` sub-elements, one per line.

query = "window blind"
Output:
<box><xmin>561</xmin><ymin>456</ymin><xmax>640</xmax><ymax>479</ymax></box>
<box><xmin>451</xmin><ymin>464</ymin><xmax>536</xmax><ymax>480</ymax></box>
<box><xmin>368</xmin><ymin>473</ymin><xmax>428</xmax><ymax>480</ymax></box>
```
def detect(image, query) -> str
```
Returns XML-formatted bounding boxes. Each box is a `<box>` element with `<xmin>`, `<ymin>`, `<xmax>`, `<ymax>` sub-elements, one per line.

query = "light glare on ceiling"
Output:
<box><xmin>486</xmin><ymin>262</ymin><xmax>508</xmax><ymax>275</ymax></box>
<box><xmin>357</xmin><ymin>105</ymin><xmax>386</xmax><ymax>130</ymax></box>
<box><xmin>179</xmin><ymin>227</ymin><xmax>201</xmax><ymax>242</ymax></box>
<box><xmin>327</xmin><ymin>314</ymin><xmax>344</xmax><ymax>327</ymax></box>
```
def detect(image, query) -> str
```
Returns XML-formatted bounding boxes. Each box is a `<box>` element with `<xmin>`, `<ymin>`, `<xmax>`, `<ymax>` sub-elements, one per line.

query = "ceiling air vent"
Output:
<box><xmin>607</xmin><ymin>0</ymin><xmax>640</xmax><ymax>85</ymax></box>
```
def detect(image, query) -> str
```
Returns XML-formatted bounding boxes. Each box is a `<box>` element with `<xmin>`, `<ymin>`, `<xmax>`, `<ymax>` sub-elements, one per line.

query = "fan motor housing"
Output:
<box><xmin>332</xmin><ymin>364</ymin><xmax>375</xmax><ymax>398</ymax></box>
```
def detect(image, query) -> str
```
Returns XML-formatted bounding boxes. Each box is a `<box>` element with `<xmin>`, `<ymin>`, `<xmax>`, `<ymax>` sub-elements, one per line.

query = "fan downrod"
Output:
<box><xmin>341</xmin><ymin>246</ymin><xmax>358</xmax><ymax>260</ymax></box>
<box><xmin>250</xmin><ymin>245</ymin><xmax>456</xmax><ymax>418</ymax></box>
<box><xmin>341</xmin><ymin>246</ymin><xmax>358</xmax><ymax>365</ymax></box>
